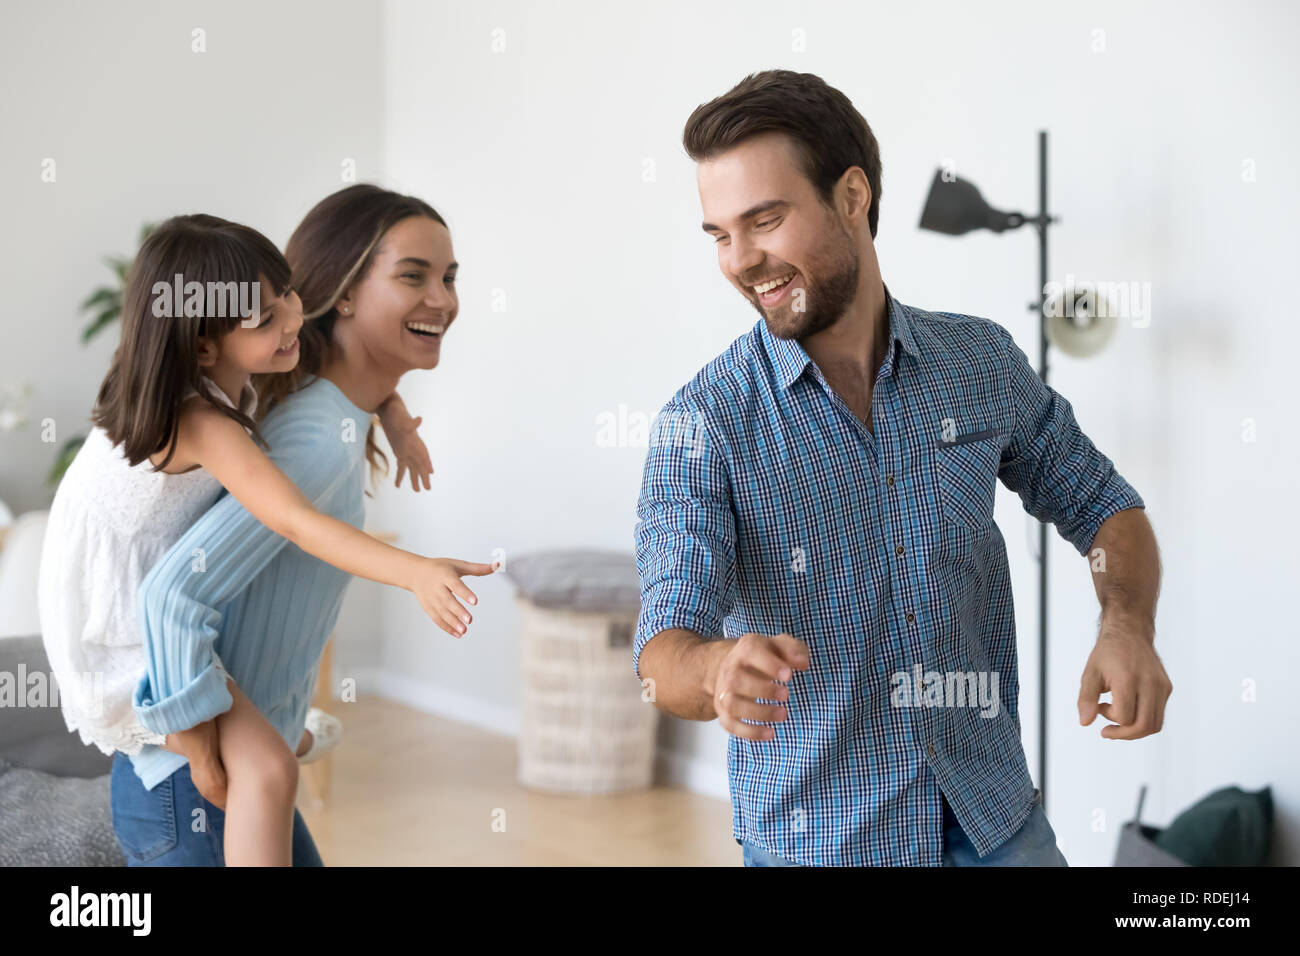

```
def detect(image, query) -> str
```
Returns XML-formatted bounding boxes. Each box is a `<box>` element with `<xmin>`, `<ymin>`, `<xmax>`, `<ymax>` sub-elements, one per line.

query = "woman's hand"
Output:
<box><xmin>411</xmin><ymin>557</ymin><xmax>498</xmax><ymax>637</ymax></box>
<box><xmin>376</xmin><ymin>394</ymin><xmax>434</xmax><ymax>492</ymax></box>
<box><xmin>162</xmin><ymin>716</ymin><xmax>228</xmax><ymax>810</ymax></box>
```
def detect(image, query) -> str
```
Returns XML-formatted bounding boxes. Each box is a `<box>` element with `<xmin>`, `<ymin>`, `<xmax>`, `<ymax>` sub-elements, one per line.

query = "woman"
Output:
<box><xmin>111</xmin><ymin>185</ymin><xmax>482</xmax><ymax>865</ymax></box>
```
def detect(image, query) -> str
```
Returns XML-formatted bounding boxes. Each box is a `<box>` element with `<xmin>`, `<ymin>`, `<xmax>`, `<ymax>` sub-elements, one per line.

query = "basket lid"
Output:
<box><xmin>503</xmin><ymin>549</ymin><xmax>641</xmax><ymax>614</ymax></box>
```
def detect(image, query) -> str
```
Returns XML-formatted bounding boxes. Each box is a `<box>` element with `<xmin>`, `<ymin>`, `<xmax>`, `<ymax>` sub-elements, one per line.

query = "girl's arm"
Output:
<box><xmin>180</xmin><ymin>403</ymin><xmax>494</xmax><ymax>637</ymax></box>
<box><xmin>376</xmin><ymin>391</ymin><xmax>434</xmax><ymax>492</ymax></box>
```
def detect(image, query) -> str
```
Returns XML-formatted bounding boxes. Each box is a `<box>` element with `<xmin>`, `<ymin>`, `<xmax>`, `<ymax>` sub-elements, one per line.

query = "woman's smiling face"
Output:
<box><xmin>341</xmin><ymin>215</ymin><xmax>459</xmax><ymax>373</ymax></box>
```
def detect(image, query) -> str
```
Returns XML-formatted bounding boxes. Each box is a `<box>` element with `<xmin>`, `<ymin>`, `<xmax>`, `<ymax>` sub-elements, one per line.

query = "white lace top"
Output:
<box><xmin>37</xmin><ymin>378</ymin><xmax>256</xmax><ymax>755</ymax></box>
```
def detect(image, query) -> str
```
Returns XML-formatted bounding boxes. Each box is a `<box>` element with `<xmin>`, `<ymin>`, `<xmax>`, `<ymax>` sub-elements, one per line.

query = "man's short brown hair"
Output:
<box><xmin>682</xmin><ymin>70</ymin><xmax>883</xmax><ymax>238</ymax></box>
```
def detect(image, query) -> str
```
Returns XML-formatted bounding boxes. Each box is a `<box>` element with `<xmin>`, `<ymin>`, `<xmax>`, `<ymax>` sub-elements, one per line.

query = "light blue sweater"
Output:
<box><xmin>130</xmin><ymin>375</ymin><xmax>368</xmax><ymax>790</ymax></box>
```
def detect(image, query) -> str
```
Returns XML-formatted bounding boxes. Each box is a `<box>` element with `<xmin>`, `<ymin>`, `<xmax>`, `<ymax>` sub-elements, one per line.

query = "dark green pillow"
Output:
<box><xmin>1154</xmin><ymin>786</ymin><xmax>1273</xmax><ymax>866</ymax></box>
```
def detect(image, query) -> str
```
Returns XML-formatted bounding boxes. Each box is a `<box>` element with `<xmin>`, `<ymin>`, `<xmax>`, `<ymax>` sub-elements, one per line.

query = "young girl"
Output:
<box><xmin>38</xmin><ymin>213</ymin><xmax>493</xmax><ymax>866</ymax></box>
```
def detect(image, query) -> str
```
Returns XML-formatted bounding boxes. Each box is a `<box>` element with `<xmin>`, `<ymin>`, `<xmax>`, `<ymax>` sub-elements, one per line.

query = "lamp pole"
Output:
<box><xmin>1031</xmin><ymin>129</ymin><xmax>1052</xmax><ymax>815</ymax></box>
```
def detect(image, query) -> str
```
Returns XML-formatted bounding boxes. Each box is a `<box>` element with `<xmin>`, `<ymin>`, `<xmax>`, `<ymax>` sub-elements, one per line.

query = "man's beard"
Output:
<box><xmin>753</xmin><ymin>235</ymin><xmax>860</xmax><ymax>341</ymax></box>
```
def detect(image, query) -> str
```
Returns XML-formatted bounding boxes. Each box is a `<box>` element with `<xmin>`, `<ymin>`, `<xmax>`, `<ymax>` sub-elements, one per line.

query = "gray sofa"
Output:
<box><xmin>0</xmin><ymin>635</ymin><xmax>125</xmax><ymax>866</ymax></box>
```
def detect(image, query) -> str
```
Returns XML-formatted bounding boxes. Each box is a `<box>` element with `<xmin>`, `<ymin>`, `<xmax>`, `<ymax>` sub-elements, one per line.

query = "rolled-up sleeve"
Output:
<box><xmin>995</xmin><ymin>325</ymin><xmax>1145</xmax><ymax>557</ymax></box>
<box><xmin>133</xmin><ymin>424</ymin><xmax>354</xmax><ymax>736</ymax></box>
<box><xmin>632</xmin><ymin>400</ymin><xmax>737</xmax><ymax>680</ymax></box>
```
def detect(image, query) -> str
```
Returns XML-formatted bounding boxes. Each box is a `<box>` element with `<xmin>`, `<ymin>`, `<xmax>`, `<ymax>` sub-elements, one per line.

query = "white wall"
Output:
<box><xmin>373</xmin><ymin>0</ymin><xmax>1300</xmax><ymax>865</ymax></box>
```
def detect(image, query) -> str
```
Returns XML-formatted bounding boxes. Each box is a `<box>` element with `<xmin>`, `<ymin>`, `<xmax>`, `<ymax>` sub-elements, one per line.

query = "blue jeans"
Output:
<box><xmin>742</xmin><ymin>788</ymin><xmax>1068</xmax><ymax>866</ymax></box>
<box><xmin>110</xmin><ymin>752</ymin><xmax>323</xmax><ymax>867</ymax></box>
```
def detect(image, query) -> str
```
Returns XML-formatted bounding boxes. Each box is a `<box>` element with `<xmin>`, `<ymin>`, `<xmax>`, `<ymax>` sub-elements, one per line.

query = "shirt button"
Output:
<box><xmin>928</xmin><ymin>742</ymin><xmax>936</xmax><ymax>757</ymax></box>
<box><xmin>886</xmin><ymin>474</ymin><xmax>895</xmax><ymax>486</ymax></box>
<box><xmin>895</xmin><ymin>545</ymin><xmax>905</xmax><ymax>556</ymax></box>
<box><xmin>906</xmin><ymin>612</ymin><xmax>916</xmax><ymax>623</ymax></box>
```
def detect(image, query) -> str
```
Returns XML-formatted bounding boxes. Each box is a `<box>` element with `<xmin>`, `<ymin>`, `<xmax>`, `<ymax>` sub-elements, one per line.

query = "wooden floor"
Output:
<box><xmin>295</xmin><ymin>696</ymin><xmax>739</xmax><ymax>866</ymax></box>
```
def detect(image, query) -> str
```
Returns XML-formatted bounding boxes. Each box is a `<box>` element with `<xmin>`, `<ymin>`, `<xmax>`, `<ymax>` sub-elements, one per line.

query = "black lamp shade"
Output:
<box><xmin>919</xmin><ymin>169</ymin><xmax>1023</xmax><ymax>235</ymax></box>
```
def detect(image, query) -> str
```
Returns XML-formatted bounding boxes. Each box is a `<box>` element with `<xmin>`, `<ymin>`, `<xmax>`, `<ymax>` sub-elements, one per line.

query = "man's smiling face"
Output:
<box><xmin>698</xmin><ymin>131</ymin><xmax>860</xmax><ymax>341</ymax></box>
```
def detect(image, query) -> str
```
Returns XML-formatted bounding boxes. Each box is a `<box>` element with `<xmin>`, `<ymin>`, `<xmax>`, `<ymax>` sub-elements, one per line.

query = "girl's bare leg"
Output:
<box><xmin>214</xmin><ymin>678</ymin><xmax>298</xmax><ymax>866</ymax></box>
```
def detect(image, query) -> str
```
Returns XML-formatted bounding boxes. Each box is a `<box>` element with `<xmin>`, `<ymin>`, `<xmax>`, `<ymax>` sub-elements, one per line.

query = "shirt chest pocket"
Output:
<box><xmin>935</xmin><ymin>428</ymin><xmax>1002</xmax><ymax>530</ymax></box>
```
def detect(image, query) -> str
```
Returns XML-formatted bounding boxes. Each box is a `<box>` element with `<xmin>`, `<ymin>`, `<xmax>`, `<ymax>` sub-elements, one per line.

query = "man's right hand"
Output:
<box><xmin>706</xmin><ymin>633</ymin><xmax>810</xmax><ymax>740</ymax></box>
<box><xmin>160</xmin><ymin>710</ymin><xmax>228</xmax><ymax>810</ymax></box>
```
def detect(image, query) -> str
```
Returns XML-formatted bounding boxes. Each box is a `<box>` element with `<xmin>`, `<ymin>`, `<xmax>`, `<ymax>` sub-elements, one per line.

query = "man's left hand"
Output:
<box><xmin>1077</xmin><ymin>612</ymin><xmax>1172</xmax><ymax>739</ymax></box>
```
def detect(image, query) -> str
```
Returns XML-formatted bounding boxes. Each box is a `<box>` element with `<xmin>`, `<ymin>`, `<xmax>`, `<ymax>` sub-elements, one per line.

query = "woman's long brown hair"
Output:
<box><xmin>255</xmin><ymin>184</ymin><xmax>447</xmax><ymax>490</ymax></box>
<box><xmin>92</xmin><ymin>214</ymin><xmax>291</xmax><ymax>470</ymax></box>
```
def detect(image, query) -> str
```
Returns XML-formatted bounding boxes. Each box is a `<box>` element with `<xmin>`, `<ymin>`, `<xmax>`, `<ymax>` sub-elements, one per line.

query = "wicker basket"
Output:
<box><xmin>516</xmin><ymin>596</ymin><xmax>658</xmax><ymax>794</ymax></box>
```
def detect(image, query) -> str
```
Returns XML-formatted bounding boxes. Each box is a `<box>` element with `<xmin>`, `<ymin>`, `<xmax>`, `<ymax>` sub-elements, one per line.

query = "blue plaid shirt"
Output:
<box><xmin>632</xmin><ymin>285</ymin><xmax>1145</xmax><ymax>866</ymax></box>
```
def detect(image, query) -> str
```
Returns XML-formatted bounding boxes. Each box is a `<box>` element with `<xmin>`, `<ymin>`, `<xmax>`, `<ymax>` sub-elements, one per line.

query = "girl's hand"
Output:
<box><xmin>411</xmin><ymin>557</ymin><xmax>498</xmax><ymax>638</ymax></box>
<box><xmin>377</xmin><ymin>396</ymin><xmax>434</xmax><ymax>492</ymax></box>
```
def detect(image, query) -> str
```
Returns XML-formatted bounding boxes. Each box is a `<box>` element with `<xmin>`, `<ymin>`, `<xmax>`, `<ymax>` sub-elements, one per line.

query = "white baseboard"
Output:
<box><xmin>347</xmin><ymin>666</ymin><xmax>519</xmax><ymax>737</ymax></box>
<box><xmin>345</xmin><ymin>666</ymin><xmax>731</xmax><ymax>802</ymax></box>
<box><xmin>655</xmin><ymin>748</ymin><xmax>731</xmax><ymax>801</ymax></box>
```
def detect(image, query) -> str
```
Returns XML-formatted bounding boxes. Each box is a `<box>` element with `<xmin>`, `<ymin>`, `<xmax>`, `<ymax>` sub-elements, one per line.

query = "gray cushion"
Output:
<box><xmin>0</xmin><ymin>758</ymin><xmax>124</xmax><ymax>866</ymax></box>
<box><xmin>503</xmin><ymin>550</ymin><xmax>641</xmax><ymax>614</ymax></box>
<box><xmin>0</xmin><ymin>635</ymin><xmax>114</xmax><ymax>778</ymax></box>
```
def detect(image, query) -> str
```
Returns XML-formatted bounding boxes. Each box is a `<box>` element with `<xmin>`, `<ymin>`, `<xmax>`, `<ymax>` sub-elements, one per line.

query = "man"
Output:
<box><xmin>633</xmin><ymin>70</ymin><xmax>1169</xmax><ymax>867</ymax></box>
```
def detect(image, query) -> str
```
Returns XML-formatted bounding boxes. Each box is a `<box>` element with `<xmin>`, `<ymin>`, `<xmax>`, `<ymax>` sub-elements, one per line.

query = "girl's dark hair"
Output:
<box><xmin>257</xmin><ymin>184</ymin><xmax>446</xmax><ymax>488</ymax></box>
<box><xmin>92</xmin><ymin>214</ymin><xmax>291</xmax><ymax>470</ymax></box>
<box><xmin>682</xmin><ymin>69</ymin><xmax>883</xmax><ymax>238</ymax></box>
